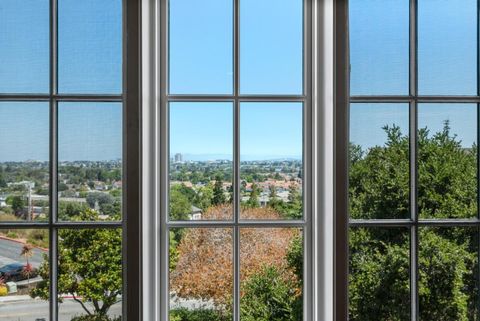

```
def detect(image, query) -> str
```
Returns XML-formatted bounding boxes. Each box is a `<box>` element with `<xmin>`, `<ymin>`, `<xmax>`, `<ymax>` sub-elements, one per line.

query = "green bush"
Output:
<box><xmin>240</xmin><ymin>265</ymin><xmax>301</xmax><ymax>321</ymax></box>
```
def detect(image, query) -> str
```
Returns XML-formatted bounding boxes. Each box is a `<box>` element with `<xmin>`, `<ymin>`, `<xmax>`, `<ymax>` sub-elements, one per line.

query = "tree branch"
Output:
<box><xmin>72</xmin><ymin>294</ymin><xmax>92</xmax><ymax>316</ymax></box>
<box><xmin>93</xmin><ymin>299</ymin><xmax>101</xmax><ymax>313</ymax></box>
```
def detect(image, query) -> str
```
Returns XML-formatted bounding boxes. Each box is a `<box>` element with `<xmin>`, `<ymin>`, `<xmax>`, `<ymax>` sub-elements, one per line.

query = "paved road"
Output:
<box><xmin>0</xmin><ymin>238</ymin><xmax>46</xmax><ymax>268</ymax></box>
<box><xmin>0</xmin><ymin>298</ymin><xmax>122</xmax><ymax>321</ymax></box>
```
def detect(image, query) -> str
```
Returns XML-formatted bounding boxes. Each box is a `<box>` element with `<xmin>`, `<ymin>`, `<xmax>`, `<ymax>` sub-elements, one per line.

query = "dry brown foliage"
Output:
<box><xmin>170</xmin><ymin>205</ymin><xmax>300</xmax><ymax>306</ymax></box>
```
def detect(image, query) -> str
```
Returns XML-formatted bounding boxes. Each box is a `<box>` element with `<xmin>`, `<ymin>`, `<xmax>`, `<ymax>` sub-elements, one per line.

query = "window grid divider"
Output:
<box><xmin>473</xmin><ymin>46</ymin><xmax>480</xmax><ymax>309</ymax></box>
<box><xmin>49</xmin><ymin>0</ymin><xmax>59</xmax><ymax>317</ymax></box>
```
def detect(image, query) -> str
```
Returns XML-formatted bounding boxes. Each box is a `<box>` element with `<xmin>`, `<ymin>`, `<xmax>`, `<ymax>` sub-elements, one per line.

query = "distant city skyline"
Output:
<box><xmin>170</xmin><ymin>153</ymin><xmax>302</xmax><ymax>162</ymax></box>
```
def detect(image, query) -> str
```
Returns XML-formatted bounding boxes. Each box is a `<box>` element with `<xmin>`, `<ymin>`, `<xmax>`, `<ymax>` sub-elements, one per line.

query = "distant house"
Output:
<box><xmin>0</xmin><ymin>195</ymin><xmax>6</xmax><ymax>208</ymax></box>
<box><xmin>112</xmin><ymin>181</ymin><xmax>123</xmax><ymax>189</ymax></box>
<box><xmin>259</xmin><ymin>195</ymin><xmax>269</xmax><ymax>207</ymax></box>
<box><xmin>188</xmin><ymin>205</ymin><xmax>202</xmax><ymax>220</ymax></box>
<box><xmin>94</xmin><ymin>181</ymin><xmax>108</xmax><ymax>191</ymax></box>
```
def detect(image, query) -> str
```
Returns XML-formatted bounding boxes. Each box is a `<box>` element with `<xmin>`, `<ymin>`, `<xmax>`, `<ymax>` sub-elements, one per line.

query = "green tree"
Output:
<box><xmin>418</xmin><ymin>122</ymin><xmax>477</xmax><ymax>219</ymax></box>
<box><xmin>212</xmin><ymin>175</ymin><xmax>226</xmax><ymax>206</ymax></box>
<box><xmin>0</xmin><ymin>167</ymin><xmax>6</xmax><ymax>188</ymax></box>
<box><xmin>288</xmin><ymin>184</ymin><xmax>302</xmax><ymax>219</ymax></box>
<box><xmin>10</xmin><ymin>196</ymin><xmax>25</xmax><ymax>214</ymax></box>
<box><xmin>348</xmin><ymin>124</ymin><xmax>479</xmax><ymax>320</ymax></box>
<box><xmin>194</xmin><ymin>183</ymin><xmax>213</xmax><ymax>211</ymax></box>
<box><xmin>227</xmin><ymin>185</ymin><xmax>234</xmax><ymax>204</ymax></box>
<box><xmin>349</xmin><ymin>228</ymin><xmax>476</xmax><ymax>321</ymax></box>
<box><xmin>246</xmin><ymin>183</ymin><xmax>260</xmax><ymax>208</ymax></box>
<box><xmin>170</xmin><ymin>185</ymin><xmax>192</xmax><ymax>222</ymax></box>
<box><xmin>86</xmin><ymin>192</ymin><xmax>114</xmax><ymax>210</ymax></box>
<box><xmin>268</xmin><ymin>185</ymin><xmax>278</xmax><ymax>203</ymax></box>
<box><xmin>31</xmin><ymin>209</ymin><xmax>122</xmax><ymax>318</ymax></box>
<box><xmin>58</xmin><ymin>201</ymin><xmax>90</xmax><ymax>221</ymax></box>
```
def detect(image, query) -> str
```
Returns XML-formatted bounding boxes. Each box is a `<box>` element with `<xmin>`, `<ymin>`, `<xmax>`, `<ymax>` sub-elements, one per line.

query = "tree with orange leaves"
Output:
<box><xmin>169</xmin><ymin>205</ymin><xmax>302</xmax><ymax>319</ymax></box>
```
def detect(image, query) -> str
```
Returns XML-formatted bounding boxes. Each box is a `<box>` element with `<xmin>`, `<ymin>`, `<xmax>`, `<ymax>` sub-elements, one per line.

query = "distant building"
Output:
<box><xmin>0</xmin><ymin>195</ymin><xmax>6</xmax><ymax>208</ymax></box>
<box><xmin>189</xmin><ymin>205</ymin><xmax>202</xmax><ymax>220</ymax></box>
<box><xmin>174</xmin><ymin>153</ymin><xmax>183</xmax><ymax>163</ymax></box>
<box><xmin>94</xmin><ymin>181</ymin><xmax>107</xmax><ymax>191</ymax></box>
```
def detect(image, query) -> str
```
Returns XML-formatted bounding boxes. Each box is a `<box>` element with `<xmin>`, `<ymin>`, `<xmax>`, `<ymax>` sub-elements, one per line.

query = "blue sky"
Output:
<box><xmin>0</xmin><ymin>0</ymin><xmax>122</xmax><ymax>162</ymax></box>
<box><xmin>350</xmin><ymin>0</ymin><xmax>478</xmax><ymax>150</ymax></box>
<box><xmin>0</xmin><ymin>0</ymin><xmax>478</xmax><ymax>161</ymax></box>
<box><xmin>169</xmin><ymin>102</ymin><xmax>303</xmax><ymax>161</ymax></box>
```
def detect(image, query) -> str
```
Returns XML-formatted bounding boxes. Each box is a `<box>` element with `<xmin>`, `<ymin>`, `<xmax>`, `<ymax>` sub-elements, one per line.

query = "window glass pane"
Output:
<box><xmin>58</xmin><ymin>102</ymin><xmax>122</xmax><ymax>221</ymax></box>
<box><xmin>349</xmin><ymin>227</ymin><xmax>410</xmax><ymax>320</ymax></box>
<box><xmin>240</xmin><ymin>0</ymin><xmax>303</xmax><ymax>95</ymax></box>
<box><xmin>169</xmin><ymin>0</ymin><xmax>233</xmax><ymax>95</ymax></box>
<box><xmin>418</xmin><ymin>103</ymin><xmax>477</xmax><ymax>219</ymax></box>
<box><xmin>169</xmin><ymin>102</ymin><xmax>233</xmax><ymax>221</ymax></box>
<box><xmin>0</xmin><ymin>0</ymin><xmax>49</xmax><ymax>94</ymax></box>
<box><xmin>419</xmin><ymin>227</ymin><xmax>478</xmax><ymax>319</ymax></box>
<box><xmin>418</xmin><ymin>0</ymin><xmax>477</xmax><ymax>95</ymax></box>
<box><xmin>170</xmin><ymin>228</ymin><xmax>233</xmax><ymax>320</ymax></box>
<box><xmin>240</xmin><ymin>228</ymin><xmax>303</xmax><ymax>320</ymax></box>
<box><xmin>349</xmin><ymin>0</ymin><xmax>409</xmax><ymax>96</ymax></box>
<box><xmin>57</xmin><ymin>228</ymin><xmax>122</xmax><ymax>320</ymax></box>
<box><xmin>0</xmin><ymin>102</ymin><xmax>49</xmax><ymax>222</ymax></box>
<box><xmin>0</xmin><ymin>229</ymin><xmax>50</xmax><ymax>320</ymax></box>
<box><xmin>58</xmin><ymin>0</ymin><xmax>122</xmax><ymax>94</ymax></box>
<box><xmin>349</xmin><ymin>103</ymin><xmax>410</xmax><ymax>219</ymax></box>
<box><xmin>240</xmin><ymin>103</ymin><xmax>303</xmax><ymax>220</ymax></box>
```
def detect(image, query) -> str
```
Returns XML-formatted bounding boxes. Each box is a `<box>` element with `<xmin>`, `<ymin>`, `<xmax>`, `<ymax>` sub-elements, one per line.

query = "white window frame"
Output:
<box><xmin>140</xmin><ymin>0</ymin><xmax>335</xmax><ymax>320</ymax></box>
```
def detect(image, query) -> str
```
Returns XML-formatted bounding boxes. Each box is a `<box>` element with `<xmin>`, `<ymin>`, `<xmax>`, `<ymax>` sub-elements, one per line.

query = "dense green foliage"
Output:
<box><xmin>9</xmin><ymin>196</ymin><xmax>25</xmax><ymax>214</ymax></box>
<box><xmin>240</xmin><ymin>265</ymin><xmax>301</xmax><ymax>321</ymax></box>
<box><xmin>240</xmin><ymin>235</ymin><xmax>303</xmax><ymax>321</ymax></box>
<box><xmin>170</xmin><ymin>185</ymin><xmax>192</xmax><ymax>221</ymax></box>
<box><xmin>349</xmin><ymin>124</ymin><xmax>479</xmax><ymax>320</ymax></box>
<box><xmin>266</xmin><ymin>184</ymin><xmax>302</xmax><ymax>219</ymax></box>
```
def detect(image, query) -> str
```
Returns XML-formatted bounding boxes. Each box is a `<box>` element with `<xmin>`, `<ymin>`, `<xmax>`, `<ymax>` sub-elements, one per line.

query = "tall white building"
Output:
<box><xmin>174</xmin><ymin>153</ymin><xmax>183</xmax><ymax>163</ymax></box>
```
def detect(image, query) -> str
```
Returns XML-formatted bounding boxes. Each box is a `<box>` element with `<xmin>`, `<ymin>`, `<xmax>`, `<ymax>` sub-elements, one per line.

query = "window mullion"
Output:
<box><xmin>49</xmin><ymin>0</ymin><xmax>59</xmax><ymax>319</ymax></box>
<box><xmin>408</xmin><ymin>0</ymin><xmax>419</xmax><ymax>320</ymax></box>
<box><xmin>474</xmin><ymin>0</ymin><xmax>480</xmax><ymax>318</ymax></box>
<box><xmin>233</xmin><ymin>0</ymin><xmax>240</xmax><ymax>319</ymax></box>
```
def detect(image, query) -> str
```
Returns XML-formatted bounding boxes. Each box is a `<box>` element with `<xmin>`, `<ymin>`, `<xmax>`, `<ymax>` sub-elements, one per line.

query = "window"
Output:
<box><xmin>348</xmin><ymin>0</ymin><xmax>480</xmax><ymax>320</ymax></box>
<box><xmin>0</xmin><ymin>0</ymin><xmax>142</xmax><ymax>320</ymax></box>
<box><xmin>159</xmin><ymin>0</ymin><xmax>312</xmax><ymax>320</ymax></box>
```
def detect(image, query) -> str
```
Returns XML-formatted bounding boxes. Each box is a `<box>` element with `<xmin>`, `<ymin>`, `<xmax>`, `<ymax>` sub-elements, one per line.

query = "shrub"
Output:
<box><xmin>5</xmin><ymin>231</ymin><xmax>17</xmax><ymax>239</ymax></box>
<box><xmin>240</xmin><ymin>265</ymin><xmax>301</xmax><ymax>321</ymax></box>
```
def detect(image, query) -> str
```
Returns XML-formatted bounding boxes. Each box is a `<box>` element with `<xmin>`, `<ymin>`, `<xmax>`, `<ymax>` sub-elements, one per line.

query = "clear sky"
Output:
<box><xmin>0</xmin><ymin>0</ymin><xmax>122</xmax><ymax>162</ymax></box>
<box><xmin>169</xmin><ymin>102</ymin><xmax>303</xmax><ymax>161</ymax></box>
<box><xmin>0</xmin><ymin>0</ymin><xmax>478</xmax><ymax>161</ymax></box>
<box><xmin>350</xmin><ymin>0</ymin><xmax>478</xmax><ymax>149</ymax></box>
